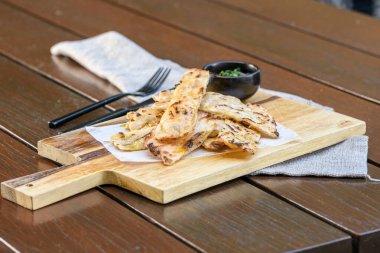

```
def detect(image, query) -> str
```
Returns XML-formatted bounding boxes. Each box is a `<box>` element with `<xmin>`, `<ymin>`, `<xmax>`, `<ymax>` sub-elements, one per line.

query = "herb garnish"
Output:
<box><xmin>218</xmin><ymin>67</ymin><xmax>242</xmax><ymax>77</ymax></box>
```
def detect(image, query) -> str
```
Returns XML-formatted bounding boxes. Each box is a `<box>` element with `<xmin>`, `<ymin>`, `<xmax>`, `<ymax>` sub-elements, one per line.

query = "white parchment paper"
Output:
<box><xmin>86</xmin><ymin>123</ymin><xmax>299</xmax><ymax>163</ymax></box>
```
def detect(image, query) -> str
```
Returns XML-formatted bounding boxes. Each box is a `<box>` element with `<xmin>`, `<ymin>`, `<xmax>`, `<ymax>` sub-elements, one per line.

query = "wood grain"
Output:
<box><xmin>2</xmin><ymin>0</ymin><xmax>379</xmax><ymax>163</ymax></box>
<box><xmin>0</xmin><ymin>43</ymin><xmax>352</xmax><ymax>252</ymax></box>
<box><xmin>104</xmin><ymin>0</ymin><xmax>380</xmax><ymax>103</ymax></box>
<box><xmin>0</xmin><ymin>239</ymin><xmax>17</xmax><ymax>253</ymax></box>
<box><xmin>104</xmin><ymin>180</ymin><xmax>351</xmax><ymax>253</ymax></box>
<box><xmin>215</xmin><ymin>0</ymin><xmax>380</xmax><ymax>57</ymax></box>
<box><xmin>0</xmin><ymin>55</ymin><xmax>113</xmax><ymax>146</ymax></box>
<box><xmin>0</xmin><ymin>131</ymin><xmax>194</xmax><ymax>253</ymax></box>
<box><xmin>248</xmin><ymin>164</ymin><xmax>380</xmax><ymax>253</ymax></box>
<box><xmin>2</xmin><ymin>93</ymin><xmax>364</xmax><ymax>209</ymax></box>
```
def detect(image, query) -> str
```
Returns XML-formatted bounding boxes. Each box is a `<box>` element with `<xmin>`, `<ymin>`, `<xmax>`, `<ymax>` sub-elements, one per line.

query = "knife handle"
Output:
<box><xmin>48</xmin><ymin>93</ymin><xmax>132</xmax><ymax>128</ymax></box>
<box><xmin>75</xmin><ymin>108</ymin><xmax>131</xmax><ymax>129</ymax></box>
<box><xmin>64</xmin><ymin>97</ymin><xmax>155</xmax><ymax>132</ymax></box>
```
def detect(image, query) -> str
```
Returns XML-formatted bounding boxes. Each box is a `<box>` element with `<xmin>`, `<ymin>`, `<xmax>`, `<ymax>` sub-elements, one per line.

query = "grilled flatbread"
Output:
<box><xmin>111</xmin><ymin>127</ymin><xmax>154</xmax><ymax>151</ymax></box>
<box><xmin>125</xmin><ymin>106</ymin><xmax>162</xmax><ymax>131</ymax></box>
<box><xmin>202</xmin><ymin>119</ymin><xmax>260</xmax><ymax>153</ymax></box>
<box><xmin>111</xmin><ymin>69</ymin><xmax>280</xmax><ymax>165</ymax></box>
<box><xmin>246</xmin><ymin>103</ymin><xmax>276</xmax><ymax>129</ymax></box>
<box><xmin>145</xmin><ymin>112</ymin><xmax>214</xmax><ymax>165</ymax></box>
<box><xmin>202</xmin><ymin>137</ymin><xmax>228</xmax><ymax>151</ymax></box>
<box><xmin>201</xmin><ymin>92</ymin><xmax>278</xmax><ymax>138</ymax></box>
<box><xmin>151</xmin><ymin>90</ymin><xmax>278</xmax><ymax>138</ymax></box>
<box><xmin>151</xmin><ymin>101</ymin><xmax>169</xmax><ymax>111</ymax></box>
<box><xmin>152</xmin><ymin>89</ymin><xmax>173</xmax><ymax>103</ymax></box>
<box><xmin>154</xmin><ymin>69</ymin><xmax>209</xmax><ymax>140</ymax></box>
<box><xmin>213</xmin><ymin>119</ymin><xmax>260</xmax><ymax>153</ymax></box>
<box><xmin>145</xmin><ymin>112</ymin><xmax>261</xmax><ymax>164</ymax></box>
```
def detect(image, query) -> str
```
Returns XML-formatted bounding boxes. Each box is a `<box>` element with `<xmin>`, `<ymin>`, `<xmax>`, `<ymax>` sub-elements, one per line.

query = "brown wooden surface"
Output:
<box><xmin>248</xmin><ymin>164</ymin><xmax>380</xmax><ymax>253</ymax></box>
<box><xmin>2</xmin><ymin>0</ymin><xmax>380</xmax><ymax>252</ymax></box>
<box><xmin>103</xmin><ymin>181</ymin><xmax>351</xmax><ymax>253</ymax></box>
<box><xmin>2</xmin><ymin>0</ymin><xmax>380</xmax><ymax>163</ymax></box>
<box><xmin>215</xmin><ymin>0</ymin><xmax>380</xmax><ymax>57</ymax></box>
<box><xmin>0</xmin><ymin>53</ymin><xmax>352</xmax><ymax>252</ymax></box>
<box><xmin>0</xmin><ymin>55</ymin><xmax>112</xmax><ymax>146</ymax></box>
<box><xmin>0</xmin><ymin>240</ymin><xmax>15</xmax><ymax>253</ymax></box>
<box><xmin>0</xmin><ymin>131</ymin><xmax>194</xmax><ymax>253</ymax></box>
<box><xmin>104</xmin><ymin>0</ymin><xmax>380</xmax><ymax>104</ymax></box>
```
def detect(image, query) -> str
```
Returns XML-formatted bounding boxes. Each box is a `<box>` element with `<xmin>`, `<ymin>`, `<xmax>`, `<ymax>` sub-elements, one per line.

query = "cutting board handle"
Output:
<box><xmin>1</xmin><ymin>154</ymin><xmax>116</xmax><ymax>210</ymax></box>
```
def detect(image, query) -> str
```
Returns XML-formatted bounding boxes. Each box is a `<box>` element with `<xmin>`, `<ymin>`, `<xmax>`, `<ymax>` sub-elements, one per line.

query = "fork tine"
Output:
<box><xmin>145</xmin><ymin>69</ymin><xmax>168</xmax><ymax>94</ymax></box>
<box><xmin>138</xmin><ymin>67</ymin><xmax>163</xmax><ymax>92</ymax></box>
<box><xmin>147</xmin><ymin>68</ymin><xmax>171</xmax><ymax>93</ymax></box>
<box><xmin>141</xmin><ymin>67</ymin><xmax>163</xmax><ymax>91</ymax></box>
<box><xmin>145</xmin><ymin>67</ymin><xmax>167</xmax><ymax>92</ymax></box>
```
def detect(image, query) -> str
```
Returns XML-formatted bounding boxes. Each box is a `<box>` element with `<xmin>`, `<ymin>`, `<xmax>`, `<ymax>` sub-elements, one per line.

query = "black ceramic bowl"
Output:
<box><xmin>203</xmin><ymin>61</ymin><xmax>260</xmax><ymax>100</ymax></box>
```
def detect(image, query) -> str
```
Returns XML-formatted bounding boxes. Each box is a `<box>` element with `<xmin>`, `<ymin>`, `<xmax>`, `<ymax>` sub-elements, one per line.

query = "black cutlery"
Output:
<box><xmin>69</xmin><ymin>98</ymin><xmax>155</xmax><ymax>131</ymax></box>
<box><xmin>49</xmin><ymin>67</ymin><xmax>171</xmax><ymax>128</ymax></box>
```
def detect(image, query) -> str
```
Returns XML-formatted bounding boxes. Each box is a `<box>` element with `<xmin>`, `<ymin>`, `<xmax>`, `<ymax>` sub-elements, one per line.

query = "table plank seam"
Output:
<box><xmin>368</xmin><ymin>159</ymin><xmax>380</xmax><ymax>168</ymax></box>
<box><xmin>4</xmin><ymin>0</ymin><xmax>378</xmax><ymax>106</ymax></box>
<box><xmin>242</xmin><ymin>176</ymin><xmax>360</xmax><ymax>252</ymax></box>
<box><xmin>1</xmin><ymin>1</ymin><xmax>82</xmax><ymax>38</ymax></box>
<box><xmin>97</xmin><ymin>187</ymin><xmax>205</xmax><ymax>253</ymax></box>
<box><xmin>0</xmin><ymin>238</ymin><xmax>21</xmax><ymax>253</ymax></box>
<box><xmin>285</xmin><ymin>237</ymin><xmax>353</xmax><ymax>253</ymax></box>
<box><xmin>208</xmin><ymin>0</ymin><xmax>380</xmax><ymax>59</ymax></box>
<box><xmin>0</xmin><ymin>126</ymin><xmax>36</xmax><ymax>152</ymax></box>
<box><xmin>0</xmin><ymin>51</ymin><xmax>117</xmax><ymax>112</ymax></box>
<box><xmin>100</xmin><ymin>0</ymin><xmax>380</xmax><ymax>105</ymax></box>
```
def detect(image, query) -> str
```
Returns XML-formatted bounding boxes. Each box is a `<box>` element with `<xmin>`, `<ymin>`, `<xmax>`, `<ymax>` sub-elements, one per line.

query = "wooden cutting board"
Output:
<box><xmin>1</xmin><ymin>91</ymin><xmax>366</xmax><ymax>210</ymax></box>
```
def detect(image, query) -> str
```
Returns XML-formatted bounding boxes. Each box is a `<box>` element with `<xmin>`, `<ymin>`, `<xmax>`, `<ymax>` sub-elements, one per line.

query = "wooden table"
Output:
<box><xmin>1</xmin><ymin>0</ymin><xmax>380</xmax><ymax>252</ymax></box>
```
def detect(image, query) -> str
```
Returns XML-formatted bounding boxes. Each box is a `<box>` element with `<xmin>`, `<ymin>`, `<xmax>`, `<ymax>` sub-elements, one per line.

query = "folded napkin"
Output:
<box><xmin>51</xmin><ymin>31</ymin><xmax>369</xmax><ymax>178</ymax></box>
<box><xmin>255</xmin><ymin>136</ymin><xmax>368</xmax><ymax>177</ymax></box>
<box><xmin>51</xmin><ymin>31</ymin><xmax>187</xmax><ymax>102</ymax></box>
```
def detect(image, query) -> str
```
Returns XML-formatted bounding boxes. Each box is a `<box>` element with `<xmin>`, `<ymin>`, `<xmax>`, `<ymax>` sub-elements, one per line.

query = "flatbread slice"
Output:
<box><xmin>111</xmin><ymin>127</ymin><xmax>154</xmax><ymax>151</ymax></box>
<box><xmin>151</xmin><ymin>90</ymin><xmax>278</xmax><ymax>138</ymax></box>
<box><xmin>125</xmin><ymin>106</ymin><xmax>163</xmax><ymax>131</ymax></box>
<box><xmin>213</xmin><ymin>119</ymin><xmax>261</xmax><ymax>153</ymax></box>
<box><xmin>145</xmin><ymin>112</ymin><xmax>214</xmax><ymax>165</ymax></box>
<box><xmin>201</xmin><ymin>92</ymin><xmax>278</xmax><ymax>138</ymax></box>
<box><xmin>154</xmin><ymin>69</ymin><xmax>209</xmax><ymax>140</ymax></box>
<box><xmin>202</xmin><ymin>137</ymin><xmax>228</xmax><ymax>151</ymax></box>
